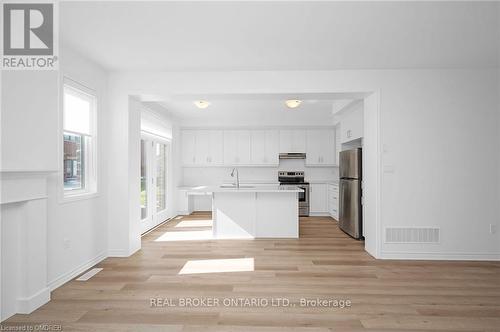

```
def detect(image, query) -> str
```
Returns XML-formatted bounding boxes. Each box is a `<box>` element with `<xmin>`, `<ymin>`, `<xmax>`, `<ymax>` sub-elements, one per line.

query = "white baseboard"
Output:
<box><xmin>309</xmin><ymin>212</ymin><xmax>331</xmax><ymax>217</ymax></box>
<box><xmin>17</xmin><ymin>287</ymin><xmax>50</xmax><ymax>314</ymax></box>
<box><xmin>380</xmin><ymin>251</ymin><xmax>500</xmax><ymax>261</ymax></box>
<box><xmin>107</xmin><ymin>248</ymin><xmax>128</xmax><ymax>257</ymax></box>
<box><xmin>128</xmin><ymin>243</ymin><xmax>141</xmax><ymax>256</ymax></box>
<box><xmin>48</xmin><ymin>251</ymin><xmax>107</xmax><ymax>291</ymax></box>
<box><xmin>108</xmin><ymin>245</ymin><xmax>140</xmax><ymax>257</ymax></box>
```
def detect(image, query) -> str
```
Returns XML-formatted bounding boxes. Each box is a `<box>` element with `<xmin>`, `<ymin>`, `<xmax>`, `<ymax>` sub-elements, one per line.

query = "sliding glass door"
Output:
<box><xmin>141</xmin><ymin>136</ymin><xmax>170</xmax><ymax>233</ymax></box>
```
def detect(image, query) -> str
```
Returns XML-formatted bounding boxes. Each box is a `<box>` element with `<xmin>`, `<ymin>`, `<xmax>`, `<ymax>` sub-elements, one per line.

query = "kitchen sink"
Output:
<box><xmin>220</xmin><ymin>185</ymin><xmax>255</xmax><ymax>189</ymax></box>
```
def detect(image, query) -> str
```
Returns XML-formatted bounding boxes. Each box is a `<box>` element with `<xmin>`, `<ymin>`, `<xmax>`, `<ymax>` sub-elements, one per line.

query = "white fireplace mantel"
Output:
<box><xmin>1</xmin><ymin>169</ymin><xmax>57</xmax><ymax>321</ymax></box>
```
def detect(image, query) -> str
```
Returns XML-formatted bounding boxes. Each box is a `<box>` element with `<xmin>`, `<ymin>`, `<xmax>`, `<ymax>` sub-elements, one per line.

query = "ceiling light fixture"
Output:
<box><xmin>194</xmin><ymin>100</ymin><xmax>210</xmax><ymax>109</ymax></box>
<box><xmin>285</xmin><ymin>99</ymin><xmax>302</xmax><ymax>109</ymax></box>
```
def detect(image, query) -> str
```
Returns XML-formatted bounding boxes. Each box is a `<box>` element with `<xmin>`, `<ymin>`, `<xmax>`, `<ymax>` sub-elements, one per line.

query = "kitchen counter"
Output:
<box><xmin>212</xmin><ymin>187</ymin><xmax>299</xmax><ymax>239</ymax></box>
<box><xmin>179</xmin><ymin>184</ymin><xmax>300</xmax><ymax>239</ymax></box>
<box><xmin>179</xmin><ymin>185</ymin><xmax>302</xmax><ymax>194</ymax></box>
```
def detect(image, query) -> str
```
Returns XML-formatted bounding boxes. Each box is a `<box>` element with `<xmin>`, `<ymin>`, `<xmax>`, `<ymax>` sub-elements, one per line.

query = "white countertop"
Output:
<box><xmin>178</xmin><ymin>185</ymin><xmax>302</xmax><ymax>193</ymax></box>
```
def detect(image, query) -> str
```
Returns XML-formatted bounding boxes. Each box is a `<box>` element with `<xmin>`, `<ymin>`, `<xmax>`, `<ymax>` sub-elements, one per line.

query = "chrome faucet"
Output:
<box><xmin>231</xmin><ymin>168</ymin><xmax>240</xmax><ymax>188</ymax></box>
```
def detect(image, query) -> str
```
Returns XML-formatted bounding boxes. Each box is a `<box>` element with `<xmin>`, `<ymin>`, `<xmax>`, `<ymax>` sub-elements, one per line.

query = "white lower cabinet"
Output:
<box><xmin>328</xmin><ymin>183</ymin><xmax>339</xmax><ymax>220</ymax></box>
<box><xmin>177</xmin><ymin>190</ymin><xmax>193</xmax><ymax>215</ymax></box>
<box><xmin>309</xmin><ymin>183</ymin><xmax>328</xmax><ymax>213</ymax></box>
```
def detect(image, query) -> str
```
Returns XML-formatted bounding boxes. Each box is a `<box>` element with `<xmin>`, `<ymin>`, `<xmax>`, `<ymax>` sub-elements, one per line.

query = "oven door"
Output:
<box><xmin>297</xmin><ymin>185</ymin><xmax>309</xmax><ymax>204</ymax></box>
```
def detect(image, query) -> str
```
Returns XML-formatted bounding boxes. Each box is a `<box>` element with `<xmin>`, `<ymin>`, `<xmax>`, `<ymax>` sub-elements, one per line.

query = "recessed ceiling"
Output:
<box><xmin>142</xmin><ymin>92</ymin><xmax>365</xmax><ymax>126</ymax></box>
<box><xmin>60</xmin><ymin>1</ymin><xmax>500</xmax><ymax>72</ymax></box>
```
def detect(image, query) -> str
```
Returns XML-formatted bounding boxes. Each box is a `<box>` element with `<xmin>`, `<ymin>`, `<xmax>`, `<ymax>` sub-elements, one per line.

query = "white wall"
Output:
<box><xmin>141</xmin><ymin>106</ymin><xmax>173</xmax><ymax>140</ymax></box>
<box><xmin>1</xmin><ymin>71</ymin><xmax>59</xmax><ymax>171</ymax></box>
<box><xmin>378</xmin><ymin>70</ymin><xmax>499</xmax><ymax>259</ymax></box>
<box><xmin>46</xmin><ymin>46</ymin><xmax>109</xmax><ymax>288</ymax></box>
<box><xmin>0</xmin><ymin>45</ymin><xmax>110</xmax><ymax>318</ymax></box>
<box><xmin>107</xmin><ymin>68</ymin><xmax>500</xmax><ymax>260</ymax></box>
<box><xmin>107</xmin><ymin>92</ymin><xmax>179</xmax><ymax>255</ymax></box>
<box><xmin>1</xmin><ymin>69</ymin><xmax>59</xmax><ymax>321</ymax></box>
<box><xmin>362</xmin><ymin>93</ymin><xmax>380</xmax><ymax>257</ymax></box>
<box><xmin>182</xmin><ymin>163</ymin><xmax>338</xmax><ymax>186</ymax></box>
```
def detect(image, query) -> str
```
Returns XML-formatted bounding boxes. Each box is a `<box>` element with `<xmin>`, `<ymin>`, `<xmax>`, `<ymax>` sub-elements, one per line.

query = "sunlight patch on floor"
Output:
<box><xmin>175</xmin><ymin>219</ymin><xmax>212</xmax><ymax>228</ymax></box>
<box><xmin>179</xmin><ymin>258</ymin><xmax>254</xmax><ymax>275</ymax></box>
<box><xmin>154</xmin><ymin>230</ymin><xmax>214</xmax><ymax>242</ymax></box>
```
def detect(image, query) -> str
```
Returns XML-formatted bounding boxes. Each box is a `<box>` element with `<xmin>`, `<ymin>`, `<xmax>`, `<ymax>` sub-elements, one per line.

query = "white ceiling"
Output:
<box><xmin>60</xmin><ymin>1</ymin><xmax>500</xmax><ymax>72</ymax></box>
<box><xmin>149</xmin><ymin>99</ymin><xmax>340</xmax><ymax>126</ymax></box>
<box><xmin>142</xmin><ymin>92</ymin><xmax>366</xmax><ymax>126</ymax></box>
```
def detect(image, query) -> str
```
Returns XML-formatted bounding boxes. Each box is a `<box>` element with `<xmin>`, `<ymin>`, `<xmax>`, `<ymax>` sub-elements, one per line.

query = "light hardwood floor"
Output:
<box><xmin>4</xmin><ymin>212</ymin><xmax>500</xmax><ymax>331</ymax></box>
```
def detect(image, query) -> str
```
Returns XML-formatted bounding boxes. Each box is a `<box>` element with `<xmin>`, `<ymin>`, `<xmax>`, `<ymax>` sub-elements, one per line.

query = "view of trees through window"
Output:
<box><xmin>63</xmin><ymin>133</ymin><xmax>85</xmax><ymax>190</ymax></box>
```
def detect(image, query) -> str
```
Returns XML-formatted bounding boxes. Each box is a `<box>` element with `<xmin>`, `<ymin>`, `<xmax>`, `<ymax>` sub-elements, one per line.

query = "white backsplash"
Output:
<box><xmin>182</xmin><ymin>159</ymin><xmax>338</xmax><ymax>186</ymax></box>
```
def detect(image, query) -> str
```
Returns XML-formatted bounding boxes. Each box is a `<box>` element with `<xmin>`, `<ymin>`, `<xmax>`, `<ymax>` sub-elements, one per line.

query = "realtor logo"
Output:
<box><xmin>2</xmin><ymin>2</ymin><xmax>58</xmax><ymax>70</ymax></box>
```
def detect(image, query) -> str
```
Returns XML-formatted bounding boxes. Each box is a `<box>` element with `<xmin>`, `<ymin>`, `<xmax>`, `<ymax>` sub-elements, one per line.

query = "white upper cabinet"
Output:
<box><xmin>279</xmin><ymin>129</ymin><xmax>306</xmax><ymax>153</ymax></box>
<box><xmin>335</xmin><ymin>124</ymin><xmax>341</xmax><ymax>165</ymax></box>
<box><xmin>224</xmin><ymin>130</ymin><xmax>251</xmax><ymax>165</ymax></box>
<box><xmin>182</xmin><ymin>130</ymin><xmax>223</xmax><ymax>166</ymax></box>
<box><xmin>306</xmin><ymin>129</ymin><xmax>335</xmax><ymax>166</ymax></box>
<box><xmin>182</xmin><ymin>128</ymin><xmax>338</xmax><ymax>167</ymax></box>
<box><xmin>340</xmin><ymin>102</ymin><xmax>363</xmax><ymax>143</ymax></box>
<box><xmin>196</xmin><ymin>130</ymin><xmax>223</xmax><ymax>165</ymax></box>
<box><xmin>250</xmin><ymin>130</ymin><xmax>279</xmax><ymax>165</ymax></box>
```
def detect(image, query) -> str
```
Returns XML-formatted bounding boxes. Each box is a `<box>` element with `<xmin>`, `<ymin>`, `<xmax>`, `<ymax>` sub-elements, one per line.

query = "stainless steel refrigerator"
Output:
<box><xmin>339</xmin><ymin>148</ymin><xmax>363</xmax><ymax>239</ymax></box>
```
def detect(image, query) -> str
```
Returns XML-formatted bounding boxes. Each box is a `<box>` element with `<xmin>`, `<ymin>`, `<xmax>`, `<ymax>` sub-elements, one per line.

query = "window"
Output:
<box><xmin>140</xmin><ymin>135</ymin><xmax>170</xmax><ymax>234</ymax></box>
<box><xmin>63</xmin><ymin>80</ymin><xmax>97</xmax><ymax>197</ymax></box>
<box><xmin>156</xmin><ymin>142</ymin><xmax>167</xmax><ymax>212</ymax></box>
<box><xmin>141</xmin><ymin>139</ymin><xmax>148</xmax><ymax>219</ymax></box>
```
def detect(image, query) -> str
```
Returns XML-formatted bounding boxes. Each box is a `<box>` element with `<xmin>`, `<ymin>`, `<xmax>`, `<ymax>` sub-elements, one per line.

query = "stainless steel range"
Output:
<box><xmin>278</xmin><ymin>171</ymin><xmax>309</xmax><ymax>216</ymax></box>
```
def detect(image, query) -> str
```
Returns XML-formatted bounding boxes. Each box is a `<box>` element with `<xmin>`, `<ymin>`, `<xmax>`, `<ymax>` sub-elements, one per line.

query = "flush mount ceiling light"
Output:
<box><xmin>194</xmin><ymin>100</ymin><xmax>210</xmax><ymax>109</ymax></box>
<box><xmin>285</xmin><ymin>99</ymin><xmax>302</xmax><ymax>109</ymax></box>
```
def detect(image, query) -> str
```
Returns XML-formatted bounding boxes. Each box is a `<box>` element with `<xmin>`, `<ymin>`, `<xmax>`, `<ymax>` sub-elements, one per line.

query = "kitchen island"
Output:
<box><xmin>186</xmin><ymin>185</ymin><xmax>301</xmax><ymax>239</ymax></box>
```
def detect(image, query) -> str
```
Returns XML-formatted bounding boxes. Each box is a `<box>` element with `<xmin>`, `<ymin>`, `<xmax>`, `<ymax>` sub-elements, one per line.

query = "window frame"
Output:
<box><xmin>140</xmin><ymin>131</ymin><xmax>171</xmax><ymax>233</ymax></box>
<box><xmin>60</xmin><ymin>77</ymin><xmax>98</xmax><ymax>202</ymax></box>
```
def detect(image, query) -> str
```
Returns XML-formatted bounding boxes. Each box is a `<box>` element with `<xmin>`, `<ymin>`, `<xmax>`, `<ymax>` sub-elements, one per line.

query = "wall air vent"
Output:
<box><xmin>385</xmin><ymin>227</ymin><xmax>440</xmax><ymax>244</ymax></box>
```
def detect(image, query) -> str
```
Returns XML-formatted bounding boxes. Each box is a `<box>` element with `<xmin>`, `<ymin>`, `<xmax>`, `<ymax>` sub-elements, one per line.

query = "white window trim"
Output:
<box><xmin>59</xmin><ymin>76</ymin><xmax>99</xmax><ymax>203</ymax></box>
